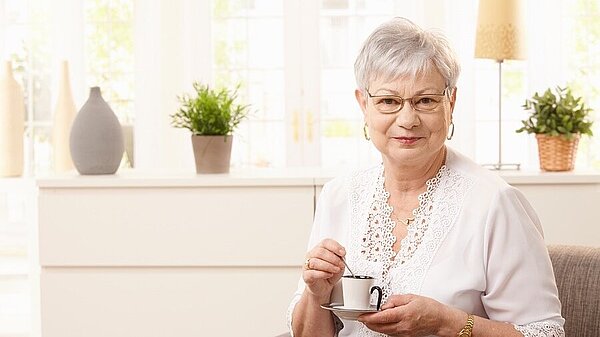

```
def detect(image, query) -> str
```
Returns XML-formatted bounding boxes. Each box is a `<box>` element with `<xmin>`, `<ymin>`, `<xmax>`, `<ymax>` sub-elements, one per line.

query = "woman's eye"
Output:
<box><xmin>378</xmin><ymin>98</ymin><xmax>400</xmax><ymax>105</ymax></box>
<box><xmin>417</xmin><ymin>97</ymin><xmax>434</xmax><ymax>104</ymax></box>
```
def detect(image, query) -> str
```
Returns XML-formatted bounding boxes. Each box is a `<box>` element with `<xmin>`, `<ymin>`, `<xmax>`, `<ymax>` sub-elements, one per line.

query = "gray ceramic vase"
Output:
<box><xmin>70</xmin><ymin>87</ymin><xmax>124</xmax><ymax>175</ymax></box>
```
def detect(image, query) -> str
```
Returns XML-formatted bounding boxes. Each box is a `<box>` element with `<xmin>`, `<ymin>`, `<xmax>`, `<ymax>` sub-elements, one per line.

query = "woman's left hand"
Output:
<box><xmin>358</xmin><ymin>294</ymin><xmax>451</xmax><ymax>337</ymax></box>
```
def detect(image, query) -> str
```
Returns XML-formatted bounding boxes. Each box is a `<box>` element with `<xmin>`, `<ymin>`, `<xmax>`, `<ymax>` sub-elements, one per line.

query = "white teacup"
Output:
<box><xmin>341</xmin><ymin>275</ymin><xmax>383</xmax><ymax>310</ymax></box>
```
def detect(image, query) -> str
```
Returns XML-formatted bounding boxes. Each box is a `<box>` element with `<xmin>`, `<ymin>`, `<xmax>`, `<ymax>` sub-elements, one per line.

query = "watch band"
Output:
<box><xmin>457</xmin><ymin>314</ymin><xmax>474</xmax><ymax>337</ymax></box>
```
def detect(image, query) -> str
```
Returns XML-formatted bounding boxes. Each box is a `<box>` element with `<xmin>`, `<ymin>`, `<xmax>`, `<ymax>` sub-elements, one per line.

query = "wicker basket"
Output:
<box><xmin>535</xmin><ymin>133</ymin><xmax>580</xmax><ymax>171</ymax></box>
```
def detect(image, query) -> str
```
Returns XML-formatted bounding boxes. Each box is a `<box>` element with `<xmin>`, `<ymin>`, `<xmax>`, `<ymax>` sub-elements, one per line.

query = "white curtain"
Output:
<box><xmin>523</xmin><ymin>0</ymin><xmax>570</xmax><ymax>166</ymax></box>
<box><xmin>133</xmin><ymin>0</ymin><xmax>212</xmax><ymax>171</ymax></box>
<box><xmin>49</xmin><ymin>0</ymin><xmax>86</xmax><ymax>105</ymax></box>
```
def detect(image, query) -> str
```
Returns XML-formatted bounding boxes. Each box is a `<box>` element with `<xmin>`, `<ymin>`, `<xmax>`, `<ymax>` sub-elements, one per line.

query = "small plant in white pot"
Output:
<box><xmin>171</xmin><ymin>82</ymin><xmax>249</xmax><ymax>173</ymax></box>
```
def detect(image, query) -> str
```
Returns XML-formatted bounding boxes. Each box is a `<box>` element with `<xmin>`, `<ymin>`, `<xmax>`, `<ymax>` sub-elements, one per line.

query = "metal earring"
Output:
<box><xmin>447</xmin><ymin>122</ymin><xmax>455</xmax><ymax>140</ymax></box>
<box><xmin>363</xmin><ymin>123</ymin><xmax>370</xmax><ymax>141</ymax></box>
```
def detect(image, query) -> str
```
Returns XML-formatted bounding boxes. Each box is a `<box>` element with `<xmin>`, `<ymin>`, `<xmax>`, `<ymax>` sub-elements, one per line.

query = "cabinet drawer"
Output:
<box><xmin>41</xmin><ymin>267</ymin><xmax>301</xmax><ymax>337</ymax></box>
<box><xmin>39</xmin><ymin>186</ymin><xmax>314</xmax><ymax>266</ymax></box>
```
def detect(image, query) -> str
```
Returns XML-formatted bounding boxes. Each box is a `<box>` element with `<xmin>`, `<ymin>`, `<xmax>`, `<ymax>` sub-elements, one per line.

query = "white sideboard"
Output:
<box><xmin>35</xmin><ymin>170</ymin><xmax>600</xmax><ymax>337</ymax></box>
<box><xmin>504</xmin><ymin>178</ymin><xmax>600</xmax><ymax>246</ymax></box>
<box><xmin>36</xmin><ymin>173</ymin><xmax>316</xmax><ymax>337</ymax></box>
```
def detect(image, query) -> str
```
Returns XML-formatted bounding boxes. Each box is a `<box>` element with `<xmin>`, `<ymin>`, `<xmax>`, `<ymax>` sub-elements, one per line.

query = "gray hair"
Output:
<box><xmin>354</xmin><ymin>17</ymin><xmax>461</xmax><ymax>91</ymax></box>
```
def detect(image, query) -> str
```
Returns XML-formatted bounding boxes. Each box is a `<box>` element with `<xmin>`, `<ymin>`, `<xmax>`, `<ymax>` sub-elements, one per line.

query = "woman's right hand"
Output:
<box><xmin>303</xmin><ymin>239</ymin><xmax>347</xmax><ymax>301</ymax></box>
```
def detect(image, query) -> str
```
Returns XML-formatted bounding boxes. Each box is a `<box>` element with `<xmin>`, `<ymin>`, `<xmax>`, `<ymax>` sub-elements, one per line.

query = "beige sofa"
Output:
<box><xmin>548</xmin><ymin>245</ymin><xmax>600</xmax><ymax>336</ymax></box>
<box><xmin>279</xmin><ymin>245</ymin><xmax>600</xmax><ymax>337</ymax></box>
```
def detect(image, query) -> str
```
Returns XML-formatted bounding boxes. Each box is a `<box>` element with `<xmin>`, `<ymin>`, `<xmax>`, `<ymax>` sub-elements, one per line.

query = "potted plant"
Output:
<box><xmin>517</xmin><ymin>86</ymin><xmax>593</xmax><ymax>171</ymax></box>
<box><xmin>171</xmin><ymin>82</ymin><xmax>249</xmax><ymax>173</ymax></box>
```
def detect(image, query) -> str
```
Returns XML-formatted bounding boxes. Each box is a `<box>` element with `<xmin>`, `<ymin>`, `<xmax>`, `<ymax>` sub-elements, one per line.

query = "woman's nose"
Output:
<box><xmin>394</xmin><ymin>105</ymin><xmax>420</xmax><ymax>128</ymax></box>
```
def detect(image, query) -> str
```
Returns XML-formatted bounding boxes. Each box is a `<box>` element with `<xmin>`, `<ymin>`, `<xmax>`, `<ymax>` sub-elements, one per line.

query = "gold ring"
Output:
<box><xmin>304</xmin><ymin>258</ymin><xmax>311</xmax><ymax>270</ymax></box>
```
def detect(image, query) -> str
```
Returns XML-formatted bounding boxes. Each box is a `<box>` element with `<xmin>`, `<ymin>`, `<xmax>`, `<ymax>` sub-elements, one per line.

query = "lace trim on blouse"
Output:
<box><xmin>348</xmin><ymin>164</ymin><xmax>473</xmax><ymax>337</ymax></box>
<box><xmin>514</xmin><ymin>321</ymin><xmax>565</xmax><ymax>337</ymax></box>
<box><xmin>356</xmin><ymin>165</ymin><xmax>454</xmax><ymax>298</ymax></box>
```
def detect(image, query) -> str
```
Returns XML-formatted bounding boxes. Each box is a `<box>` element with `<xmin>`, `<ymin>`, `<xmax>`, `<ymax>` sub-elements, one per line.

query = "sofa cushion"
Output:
<box><xmin>548</xmin><ymin>245</ymin><xmax>600</xmax><ymax>337</ymax></box>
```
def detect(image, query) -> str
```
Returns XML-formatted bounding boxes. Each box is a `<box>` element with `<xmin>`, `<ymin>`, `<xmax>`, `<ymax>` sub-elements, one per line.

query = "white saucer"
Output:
<box><xmin>320</xmin><ymin>303</ymin><xmax>380</xmax><ymax>321</ymax></box>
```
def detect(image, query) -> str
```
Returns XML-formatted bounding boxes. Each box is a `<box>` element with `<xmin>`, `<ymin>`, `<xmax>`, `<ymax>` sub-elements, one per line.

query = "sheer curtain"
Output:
<box><xmin>0</xmin><ymin>0</ymin><xmax>87</xmax><ymax>176</ymax></box>
<box><xmin>133</xmin><ymin>0</ymin><xmax>211</xmax><ymax>172</ymax></box>
<box><xmin>522</xmin><ymin>0</ymin><xmax>580</xmax><ymax>168</ymax></box>
<box><xmin>48</xmin><ymin>0</ymin><xmax>86</xmax><ymax>103</ymax></box>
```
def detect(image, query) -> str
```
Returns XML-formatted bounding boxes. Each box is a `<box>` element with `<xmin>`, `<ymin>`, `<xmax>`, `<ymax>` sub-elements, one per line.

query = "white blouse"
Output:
<box><xmin>287</xmin><ymin>147</ymin><xmax>565</xmax><ymax>337</ymax></box>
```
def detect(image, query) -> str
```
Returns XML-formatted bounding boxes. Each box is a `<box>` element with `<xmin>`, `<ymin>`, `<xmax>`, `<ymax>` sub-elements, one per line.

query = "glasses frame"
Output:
<box><xmin>365</xmin><ymin>87</ymin><xmax>451</xmax><ymax>114</ymax></box>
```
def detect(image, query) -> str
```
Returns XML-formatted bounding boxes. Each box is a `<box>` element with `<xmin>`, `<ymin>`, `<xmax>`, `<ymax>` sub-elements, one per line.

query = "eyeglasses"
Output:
<box><xmin>366</xmin><ymin>87</ymin><xmax>450</xmax><ymax>114</ymax></box>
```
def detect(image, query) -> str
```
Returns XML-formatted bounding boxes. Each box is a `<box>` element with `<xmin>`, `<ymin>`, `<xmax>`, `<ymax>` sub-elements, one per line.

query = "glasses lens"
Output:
<box><xmin>411</xmin><ymin>94</ymin><xmax>443</xmax><ymax>111</ymax></box>
<box><xmin>371</xmin><ymin>96</ymin><xmax>403</xmax><ymax>113</ymax></box>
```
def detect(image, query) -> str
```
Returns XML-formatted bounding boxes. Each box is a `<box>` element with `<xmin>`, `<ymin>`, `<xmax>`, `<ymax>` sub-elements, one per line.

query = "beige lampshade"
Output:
<box><xmin>475</xmin><ymin>0</ymin><xmax>526</xmax><ymax>61</ymax></box>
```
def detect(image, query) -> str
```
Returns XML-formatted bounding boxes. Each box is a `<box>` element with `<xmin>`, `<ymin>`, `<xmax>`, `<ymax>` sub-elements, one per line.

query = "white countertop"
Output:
<box><xmin>496</xmin><ymin>169</ymin><xmax>600</xmax><ymax>184</ymax></box>
<box><xmin>35</xmin><ymin>167</ymin><xmax>337</xmax><ymax>188</ymax></box>
<box><xmin>30</xmin><ymin>167</ymin><xmax>600</xmax><ymax>188</ymax></box>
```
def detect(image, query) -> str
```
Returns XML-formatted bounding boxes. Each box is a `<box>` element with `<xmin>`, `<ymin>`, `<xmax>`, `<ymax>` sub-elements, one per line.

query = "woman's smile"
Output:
<box><xmin>391</xmin><ymin>136</ymin><xmax>424</xmax><ymax>145</ymax></box>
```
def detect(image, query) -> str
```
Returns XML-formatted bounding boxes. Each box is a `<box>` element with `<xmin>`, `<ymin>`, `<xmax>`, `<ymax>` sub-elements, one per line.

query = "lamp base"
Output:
<box><xmin>482</xmin><ymin>162</ymin><xmax>521</xmax><ymax>171</ymax></box>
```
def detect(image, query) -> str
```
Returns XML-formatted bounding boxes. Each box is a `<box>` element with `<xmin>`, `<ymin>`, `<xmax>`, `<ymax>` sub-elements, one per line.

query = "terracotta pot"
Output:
<box><xmin>191</xmin><ymin>135</ymin><xmax>233</xmax><ymax>174</ymax></box>
<box><xmin>535</xmin><ymin>133</ymin><xmax>580</xmax><ymax>171</ymax></box>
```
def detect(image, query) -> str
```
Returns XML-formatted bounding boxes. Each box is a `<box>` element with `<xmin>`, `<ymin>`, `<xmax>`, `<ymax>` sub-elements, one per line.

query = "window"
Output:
<box><xmin>2</xmin><ymin>0</ymin><xmax>54</xmax><ymax>175</ymax></box>
<box><xmin>208</xmin><ymin>0</ymin><xmax>422</xmax><ymax>169</ymax></box>
<box><xmin>212</xmin><ymin>0</ymin><xmax>286</xmax><ymax>168</ymax></box>
<box><xmin>567</xmin><ymin>0</ymin><xmax>600</xmax><ymax>168</ymax></box>
<box><xmin>319</xmin><ymin>0</ymin><xmax>397</xmax><ymax>168</ymax></box>
<box><xmin>84</xmin><ymin>0</ymin><xmax>134</xmax><ymax>127</ymax></box>
<box><xmin>0</xmin><ymin>0</ymin><xmax>134</xmax><ymax>176</ymax></box>
<box><xmin>472</xmin><ymin>0</ymin><xmax>600</xmax><ymax>169</ymax></box>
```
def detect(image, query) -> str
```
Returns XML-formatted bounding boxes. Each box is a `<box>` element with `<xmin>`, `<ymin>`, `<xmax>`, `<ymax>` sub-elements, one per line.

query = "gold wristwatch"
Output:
<box><xmin>457</xmin><ymin>314</ymin><xmax>474</xmax><ymax>337</ymax></box>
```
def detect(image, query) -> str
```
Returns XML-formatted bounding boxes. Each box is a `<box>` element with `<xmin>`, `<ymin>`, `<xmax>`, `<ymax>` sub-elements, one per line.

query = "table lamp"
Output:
<box><xmin>475</xmin><ymin>0</ymin><xmax>526</xmax><ymax>170</ymax></box>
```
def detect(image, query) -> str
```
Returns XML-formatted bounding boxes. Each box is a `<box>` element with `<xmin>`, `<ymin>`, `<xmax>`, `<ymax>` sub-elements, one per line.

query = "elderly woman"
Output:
<box><xmin>287</xmin><ymin>18</ymin><xmax>564</xmax><ymax>337</ymax></box>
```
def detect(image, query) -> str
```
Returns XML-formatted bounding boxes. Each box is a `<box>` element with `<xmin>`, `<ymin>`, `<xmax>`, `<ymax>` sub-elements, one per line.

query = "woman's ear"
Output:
<box><xmin>449</xmin><ymin>87</ymin><xmax>457</xmax><ymax>113</ymax></box>
<box><xmin>355</xmin><ymin>88</ymin><xmax>368</xmax><ymax>117</ymax></box>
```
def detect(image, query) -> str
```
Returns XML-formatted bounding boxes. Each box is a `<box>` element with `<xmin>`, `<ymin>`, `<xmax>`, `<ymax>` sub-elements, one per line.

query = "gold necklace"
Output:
<box><xmin>394</xmin><ymin>213</ymin><xmax>415</xmax><ymax>226</ymax></box>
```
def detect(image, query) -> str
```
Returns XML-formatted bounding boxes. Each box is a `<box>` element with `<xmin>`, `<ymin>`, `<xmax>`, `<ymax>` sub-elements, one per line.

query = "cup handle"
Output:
<box><xmin>370</xmin><ymin>286</ymin><xmax>383</xmax><ymax>310</ymax></box>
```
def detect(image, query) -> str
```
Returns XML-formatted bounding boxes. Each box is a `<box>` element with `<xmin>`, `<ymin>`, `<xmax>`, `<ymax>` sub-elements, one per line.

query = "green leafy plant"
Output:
<box><xmin>517</xmin><ymin>86</ymin><xmax>594</xmax><ymax>139</ymax></box>
<box><xmin>171</xmin><ymin>82</ymin><xmax>249</xmax><ymax>136</ymax></box>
